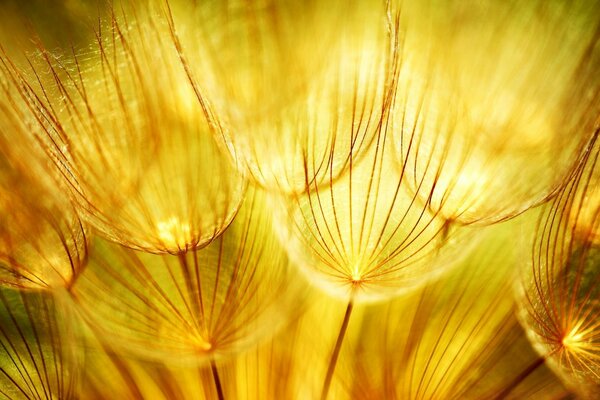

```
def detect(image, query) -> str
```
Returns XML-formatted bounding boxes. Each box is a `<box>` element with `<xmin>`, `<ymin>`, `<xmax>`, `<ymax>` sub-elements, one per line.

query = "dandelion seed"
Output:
<box><xmin>0</xmin><ymin>72</ymin><xmax>87</xmax><ymax>291</ymax></box>
<box><xmin>276</xmin><ymin>107</ymin><xmax>473</xmax><ymax>304</ymax></box>
<box><xmin>348</xmin><ymin>220</ymin><xmax>567</xmax><ymax>400</ymax></box>
<box><xmin>70</xmin><ymin>186</ymin><xmax>304</xmax><ymax>367</ymax></box>
<box><xmin>519</xmin><ymin>132</ymin><xmax>600</xmax><ymax>399</ymax></box>
<box><xmin>0</xmin><ymin>6</ymin><xmax>246</xmax><ymax>254</ymax></box>
<box><xmin>0</xmin><ymin>288</ymin><xmax>82</xmax><ymax>399</ymax></box>
<box><xmin>266</xmin><ymin>4</ymin><xmax>480</xmax><ymax>396</ymax></box>
<box><xmin>174</xmin><ymin>0</ymin><xmax>395</xmax><ymax>194</ymax></box>
<box><xmin>392</xmin><ymin>0</ymin><xmax>600</xmax><ymax>224</ymax></box>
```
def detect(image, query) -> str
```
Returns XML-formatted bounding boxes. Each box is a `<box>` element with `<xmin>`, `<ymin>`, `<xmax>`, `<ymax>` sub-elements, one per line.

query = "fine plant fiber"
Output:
<box><xmin>0</xmin><ymin>71</ymin><xmax>88</xmax><ymax>291</ymax></box>
<box><xmin>0</xmin><ymin>288</ymin><xmax>82</xmax><ymax>400</ymax></box>
<box><xmin>69</xmin><ymin>185</ymin><xmax>306</xmax><ymax>365</ymax></box>
<box><xmin>0</xmin><ymin>0</ymin><xmax>598</xmax><ymax>399</ymax></box>
<box><xmin>170</xmin><ymin>0</ymin><xmax>398</xmax><ymax>195</ymax></box>
<box><xmin>520</xmin><ymin>131</ymin><xmax>600</xmax><ymax>399</ymax></box>
<box><xmin>0</xmin><ymin>4</ymin><xmax>246</xmax><ymax>254</ymax></box>
<box><xmin>391</xmin><ymin>0</ymin><xmax>600</xmax><ymax>225</ymax></box>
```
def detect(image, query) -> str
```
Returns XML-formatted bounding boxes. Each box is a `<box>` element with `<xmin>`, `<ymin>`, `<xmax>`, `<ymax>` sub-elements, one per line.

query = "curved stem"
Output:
<box><xmin>210</xmin><ymin>358</ymin><xmax>224</xmax><ymax>400</ymax></box>
<box><xmin>320</xmin><ymin>299</ymin><xmax>354</xmax><ymax>400</ymax></box>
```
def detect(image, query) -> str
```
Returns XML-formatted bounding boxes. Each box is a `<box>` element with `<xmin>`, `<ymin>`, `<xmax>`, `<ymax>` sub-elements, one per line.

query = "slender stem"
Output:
<box><xmin>493</xmin><ymin>356</ymin><xmax>545</xmax><ymax>400</ymax></box>
<box><xmin>320</xmin><ymin>300</ymin><xmax>354</xmax><ymax>400</ymax></box>
<box><xmin>210</xmin><ymin>358</ymin><xmax>224</xmax><ymax>400</ymax></box>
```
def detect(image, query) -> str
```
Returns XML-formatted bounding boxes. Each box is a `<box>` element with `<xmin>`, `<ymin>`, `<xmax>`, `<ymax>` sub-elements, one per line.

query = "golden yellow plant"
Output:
<box><xmin>519</xmin><ymin>132</ymin><xmax>600</xmax><ymax>399</ymax></box>
<box><xmin>276</xmin><ymin>140</ymin><xmax>472</xmax><ymax>303</ymax></box>
<box><xmin>392</xmin><ymin>0</ymin><xmax>600</xmax><ymax>224</ymax></box>
<box><xmin>348</xmin><ymin>218</ymin><xmax>568</xmax><ymax>400</ymax></box>
<box><xmin>0</xmin><ymin>288</ymin><xmax>81</xmax><ymax>399</ymax></box>
<box><xmin>0</xmin><ymin>1</ymin><xmax>598</xmax><ymax>399</ymax></box>
<box><xmin>273</xmin><ymin>93</ymin><xmax>475</xmax><ymax>397</ymax></box>
<box><xmin>69</xmin><ymin>186</ymin><xmax>303</xmax><ymax>394</ymax></box>
<box><xmin>171</xmin><ymin>0</ymin><xmax>397</xmax><ymax>194</ymax></box>
<box><xmin>1</xmin><ymin>6</ymin><xmax>246</xmax><ymax>254</ymax></box>
<box><xmin>0</xmin><ymin>71</ymin><xmax>87</xmax><ymax>291</ymax></box>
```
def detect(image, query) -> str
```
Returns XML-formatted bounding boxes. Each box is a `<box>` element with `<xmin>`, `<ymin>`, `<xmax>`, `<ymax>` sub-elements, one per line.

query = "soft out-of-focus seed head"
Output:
<box><xmin>520</xmin><ymin>134</ymin><xmax>600</xmax><ymax>399</ymax></box>
<box><xmin>0</xmin><ymin>288</ymin><xmax>83</xmax><ymax>399</ymax></box>
<box><xmin>274</xmin><ymin>126</ymin><xmax>475</xmax><ymax>303</ymax></box>
<box><xmin>3</xmin><ymin>6</ymin><xmax>246</xmax><ymax>254</ymax></box>
<box><xmin>0</xmin><ymin>73</ymin><xmax>87</xmax><ymax>291</ymax></box>
<box><xmin>174</xmin><ymin>0</ymin><xmax>396</xmax><ymax>194</ymax></box>
<box><xmin>392</xmin><ymin>0</ymin><xmax>600</xmax><ymax>224</ymax></box>
<box><xmin>348</xmin><ymin>218</ymin><xmax>568</xmax><ymax>399</ymax></box>
<box><xmin>71</xmin><ymin>186</ymin><xmax>305</xmax><ymax>365</ymax></box>
<box><xmin>1</xmin><ymin>1</ymin><xmax>599</xmax><ymax>398</ymax></box>
<box><xmin>522</xmin><ymin>243</ymin><xmax>600</xmax><ymax>399</ymax></box>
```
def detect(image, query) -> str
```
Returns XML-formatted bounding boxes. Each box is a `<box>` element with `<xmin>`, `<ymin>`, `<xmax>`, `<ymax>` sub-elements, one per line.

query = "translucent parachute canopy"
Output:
<box><xmin>519</xmin><ymin>137</ymin><xmax>600</xmax><ymax>399</ymax></box>
<box><xmin>0</xmin><ymin>288</ymin><xmax>82</xmax><ymax>399</ymax></box>
<box><xmin>349</xmin><ymin>220</ymin><xmax>563</xmax><ymax>399</ymax></box>
<box><xmin>274</xmin><ymin>128</ymin><xmax>474</xmax><ymax>303</ymax></box>
<box><xmin>0</xmin><ymin>196</ymin><xmax>86</xmax><ymax>291</ymax></box>
<box><xmin>71</xmin><ymin>187</ymin><xmax>303</xmax><ymax>364</ymax></box>
<box><xmin>391</xmin><ymin>0</ymin><xmax>600</xmax><ymax>224</ymax></box>
<box><xmin>0</xmin><ymin>80</ymin><xmax>87</xmax><ymax>291</ymax></box>
<box><xmin>174</xmin><ymin>0</ymin><xmax>396</xmax><ymax>194</ymax></box>
<box><xmin>4</xmin><ymin>8</ymin><xmax>246</xmax><ymax>254</ymax></box>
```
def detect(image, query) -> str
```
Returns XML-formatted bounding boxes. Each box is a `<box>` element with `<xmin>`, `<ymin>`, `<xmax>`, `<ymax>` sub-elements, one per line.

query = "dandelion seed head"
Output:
<box><xmin>6</xmin><ymin>9</ymin><xmax>247</xmax><ymax>254</ymax></box>
<box><xmin>520</xmin><ymin>134</ymin><xmax>600</xmax><ymax>398</ymax></box>
<box><xmin>73</xmin><ymin>188</ymin><xmax>304</xmax><ymax>364</ymax></box>
<box><xmin>0</xmin><ymin>79</ymin><xmax>88</xmax><ymax>290</ymax></box>
<box><xmin>522</xmin><ymin>243</ymin><xmax>600</xmax><ymax>396</ymax></box>
<box><xmin>185</xmin><ymin>0</ymin><xmax>393</xmax><ymax>195</ymax></box>
<box><xmin>276</xmin><ymin>134</ymin><xmax>474</xmax><ymax>303</ymax></box>
<box><xmin>393</xmin><ymin>0</ymin><xmax>599</xmax><ymax>224</ymax></box>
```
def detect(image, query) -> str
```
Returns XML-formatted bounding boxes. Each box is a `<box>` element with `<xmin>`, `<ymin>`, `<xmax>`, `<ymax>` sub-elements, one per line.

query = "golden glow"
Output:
<box><xmin>180</xmin><ymin>1</ymin><xmax>394</xmax><ymax>194</ymax></box>
<box><xmin>156</xmin><ymin>217</ymin><xmax>194</xmax><ymax>249</ymax></box>
<box><xmin>520</xmin><ymin>132</ymin><xmax>600</xmax><ymax>398</ymax></box>
<box><xmin>276</xmin><ymin>141</ymin><xmax>472</xmax><ymax>303</ymax></box>
<box><xmin>393</xmin><ymin>0</ymin><xmax>598</xmax><ymax>224</ymax></box>
<box><xmin>72</xmin><ymin>187</ymin><xmax>303</xmax><ymax>364</ymax></box>
<box><xmin>0</xmin><ymin>79</ymin><xmax>87</xmax><ymax>290</ymax></box>
<box><xmin>562</xmin><ymin>324</ymin><xmax>586</xmax><ymax>350</ymax></box>
<box><xmin>0</xmin><ymin>0</ymin><xmax>598</xmax><ymax>399</ymax></box>
<box><xmin>9</xmin><ymin>10</ymin><xmax>247</xmax><ymax>254</ymax></box>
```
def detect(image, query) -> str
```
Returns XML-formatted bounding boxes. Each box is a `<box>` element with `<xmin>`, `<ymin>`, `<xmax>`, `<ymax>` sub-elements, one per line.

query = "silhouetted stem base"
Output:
<box><xmin>210</xmin><ymin>358</ymin><xmax>225</xmax><ymax>400</ymax></box>
<box><xmin>320</xmin><ymin>300</ymin><xmax>354</xmax><ymax>400</ymax></box>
